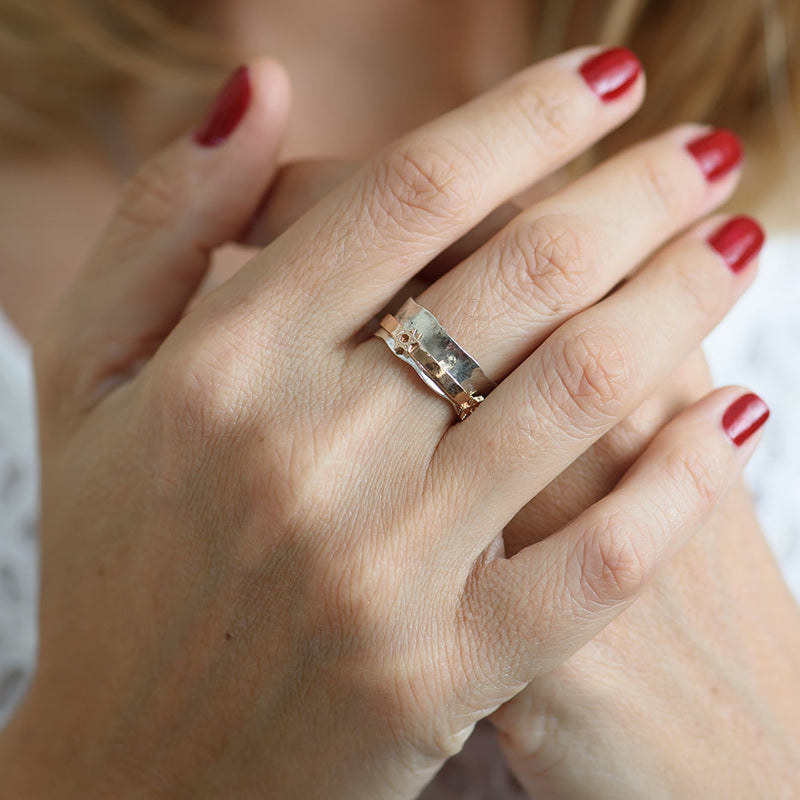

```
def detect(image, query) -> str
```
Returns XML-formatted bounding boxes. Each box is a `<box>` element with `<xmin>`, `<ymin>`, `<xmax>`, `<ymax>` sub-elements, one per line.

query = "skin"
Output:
<box><xmin>0</xmin><ymin>3</ymin><xmax>799</xmax><ymax>797</ymax></box>
<box><xmin>258</xmin><ymin>163</ymin><xmax>800</xmax><ymax>798</ymax></box>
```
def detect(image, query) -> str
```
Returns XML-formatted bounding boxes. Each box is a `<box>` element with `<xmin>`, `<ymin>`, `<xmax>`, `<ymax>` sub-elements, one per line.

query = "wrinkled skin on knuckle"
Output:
<box><xmin>366</xmin><ymin>140</ymin><xmax>481</xmax><ymax>240</ymax></box>
<box><xmin>132</xmin><ymin>313</ymin><xmax>294</xmax><ymax>520</ymax></box>
<box><xmin>569</xmin><ymin>512</ymin><xmax>651</xmax><ymax>613</ymax></box>
<box><xmin>543</xmin><ymin>323</ymin><xmax>632</xmax><ymax>437</ymax></box>
<box><xmin>156</xmin><ymin>327</ymin><xmax>260</xmax><ymax>429</ymax></box>
<box><xmin>503</xmin><ymin>79</ymin><xmax>577</xmax><ymax>157</ymax></box>
<box><xmin>494</xmin><ymin>215</ymin><xmax>595</xmax><ymax>316</ymax></box>
<box><xmin>663</xmin><ymin>443</ymin><xmax>726</xmax><ymax>514</ymax></box>
<box><xmin>111</xmin><ymin>150</ymin><xmax>191</xmax><ymax>249</ymax></box>
<box><xmin>468</xmin><ymin>557</ymin><xmax>562</xmax><ymax>691</ymax></box>
<box><xmin>504</xmin><ymin>350</ymin><xmax>715</xmax><ymax>553</ymax></box>
<box><xmin>139</xmin><ymin>352</ymin><xmax>245</xmax><ymax>491</ymax></box>
<box><xmin>581</xmin><ymin>349</ymin><xmax>713</xmax><ymax>480</ymax></box>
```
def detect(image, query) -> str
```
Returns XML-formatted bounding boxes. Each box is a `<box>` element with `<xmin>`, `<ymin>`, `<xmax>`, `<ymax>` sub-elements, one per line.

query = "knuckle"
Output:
<box><xmin>368</xmin><ymin>141</ymin><xmax>480</xmax><ymax>236</ymax></box>
<box><xmin>664</xmin><ymin>444</ymin><xmax>724</xmax><ymax>512</ymax></box>
<box><xmin>636</xmin><ymin>153</ymin><xmax>686</xmax><ymax>218</ymax></box>
<box><xmin>157</xmin><ymin>358</ymin><xmax>224</xmax><ymax>439</ymax></box>
<box><xmin>506</xmin><ymin>80</ymin><xmax>576</xmax><ymax>155</ymax></box>
<box><xmin>495</xmin><ymin>215</ymin><xmax>594</xmax><ymax>314</ymax></box>
<box><xmin>146</xmin><ymin>336</ymin><xmax>244</xmax><ymax>444</ymax></box>
<box><xmin>570</xmin><ymin>513</ymin><xmax>650</xmax><ymax>611</ymax></box>
<box><xmin>544</xmin><ymin>324</ymin><xmax>632</xmax><ymax>433</ymax></box>
<box><xmin>116</xmin><ymin>151</ymin><xmax>185</xmax><ymax>237</ymax></box>
<box><xmin>671</xmin><ymin>251</ymin><xmax>722</xmax><ymax>319</ymax></box>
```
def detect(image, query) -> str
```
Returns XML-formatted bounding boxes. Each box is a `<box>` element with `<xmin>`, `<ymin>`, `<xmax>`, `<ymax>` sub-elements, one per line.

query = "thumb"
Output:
<box><xmin>36</xmin><ymin>58</ymin><xmax>290</xmax><ymax>419</ymax></box>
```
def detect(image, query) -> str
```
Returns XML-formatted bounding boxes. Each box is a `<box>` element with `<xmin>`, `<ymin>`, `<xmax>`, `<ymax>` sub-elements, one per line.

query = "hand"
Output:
<box><xmin>490</xmin><ymin>351</ymin><xmax>800</xmax><ymax>798</ymax></box>
<box><xmin>0</xmin><ymin>48</ymin><xmax>766</xmax><ymax>799</ymax></box>
<box><xmin>241</xmin><ymin>144</ymin><xmax>800</xmax><ymax>799</ymax></box>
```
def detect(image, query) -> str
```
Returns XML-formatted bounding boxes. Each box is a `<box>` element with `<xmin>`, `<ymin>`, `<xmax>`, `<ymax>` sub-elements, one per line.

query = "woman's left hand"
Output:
<box><xmin>490</xmin><ymin>351</ymin><xmax>800</xmax><ymax>798</ymax></box>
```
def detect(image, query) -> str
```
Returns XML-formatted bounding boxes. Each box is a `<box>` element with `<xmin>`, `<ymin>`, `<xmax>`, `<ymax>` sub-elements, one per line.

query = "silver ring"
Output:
<box><xmin>374</xmin><ymin>298</ymin><xmax>495</xmax><ymax>420</ymax></box>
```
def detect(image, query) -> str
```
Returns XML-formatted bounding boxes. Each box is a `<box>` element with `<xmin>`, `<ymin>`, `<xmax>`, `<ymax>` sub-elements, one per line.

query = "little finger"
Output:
<box><xmin>475</xmin><ymin>386</ymin><xmax>770</xmax><ymax>685</ymax></box>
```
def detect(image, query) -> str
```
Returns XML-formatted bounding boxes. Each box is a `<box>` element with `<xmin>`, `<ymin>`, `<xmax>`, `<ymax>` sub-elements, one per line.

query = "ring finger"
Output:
<box><xmin>440</xmin><ymin>211</ymin><xmax>764</xmax><ymax>537</ymax></box>
<box><xmin>393</xmin><ymin>123</ymin><xmax>742</xmax><ymax>385</ymax></box>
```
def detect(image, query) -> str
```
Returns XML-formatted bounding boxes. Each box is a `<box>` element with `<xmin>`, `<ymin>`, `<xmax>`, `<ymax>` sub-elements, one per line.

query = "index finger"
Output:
<box><xmin>233</xmin><ymin>46</ymin><xmax>645</xmax><ymax>340</ymax></box>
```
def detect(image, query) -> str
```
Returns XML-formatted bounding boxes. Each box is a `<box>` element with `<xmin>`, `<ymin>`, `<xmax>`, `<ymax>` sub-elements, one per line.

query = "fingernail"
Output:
<box><xmin>708</xmin><ymin>216</ymin><xmax>765</xmax><ymax>273</ymax></box>
<box><xmin>722</xmin><ymin>393</ymin><xmax>769</xmax><ymax>446</ymax></box>
<box><xmin>686</xmin><ymin>129</ymin><xmax>743</xmax><ymax>181</ymax></box>
<box><xmin>579</xmin><ymin>47</ymin><xmax>642</xmax><ymax>102</ymax></box>
<box><xmin>194</xmin><ymin>66</ymin><xmax>252</xmax><ymax>148</ymax></box>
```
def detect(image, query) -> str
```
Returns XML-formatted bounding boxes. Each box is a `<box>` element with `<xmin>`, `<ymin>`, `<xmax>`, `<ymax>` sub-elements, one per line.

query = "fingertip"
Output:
<box><xmin>193</xmin><ymin>65</ymin><xmax>253</xmax><ymax>148</ymax></box>
<box><xmin>668</xmin><ymin>385</ymin><xmax>769</xmax><ymax>456</ymax></box>
<box><xmin>192</xmin><ymin>58</ymin><xmax>291</xmax><ymax>150</ymax></box>
<box><xmin>578</xmin><ymin>46</ymin><xmax>644</xmax><ymax>104</ymax></box>
<box><xmin>247</xmin><ymin>56</ymin><xmax>292</xmax><ymax>131</ymax></box>
<box><xmin>720</xmin><ymin>388</ymin><xmax>770</xmax><ymax>448</ymax></box>
<box><xmin>707</xmin><ymin>215</ymin><xmax>765</xmax><ymax>275</ymax></box>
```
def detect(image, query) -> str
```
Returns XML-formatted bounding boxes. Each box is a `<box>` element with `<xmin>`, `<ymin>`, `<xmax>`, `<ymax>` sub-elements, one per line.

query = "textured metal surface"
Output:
<box><xmin>375</xmin><ymin>298</ymin><xmax>495</xmax><ymax>420</ymax></box>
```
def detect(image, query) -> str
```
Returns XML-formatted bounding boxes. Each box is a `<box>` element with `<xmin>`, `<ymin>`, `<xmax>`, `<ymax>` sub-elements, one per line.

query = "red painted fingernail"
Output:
<box><xmin>579</xmin><ymin>47</ymin><xmax>642</xmax><ymax>102</ymax></box>
<box><xmin>708</xmin><ymin>216</ymin><xmax>765</xmax><ymax>273</ymax></box>
<box><xmin>686</xmin><ymin>129</ymin><xmax>743</xmax><ymax>181</ymax></box>
<box><xmin>194</xmin><ymin>66</ymin><xmax>252</xmax><ymax>147</ymax></box>
<box><xmin>722</xmin><ymin>393</ymin><xmax>769</xmax><ymax>447</ymax></box>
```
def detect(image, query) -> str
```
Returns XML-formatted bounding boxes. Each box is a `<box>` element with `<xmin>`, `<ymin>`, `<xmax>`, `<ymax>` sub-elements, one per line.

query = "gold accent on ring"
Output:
<box><xmin>374</xmin><ymin>298</ymin><xmax>495</xmax><ymax>420</ymax></box>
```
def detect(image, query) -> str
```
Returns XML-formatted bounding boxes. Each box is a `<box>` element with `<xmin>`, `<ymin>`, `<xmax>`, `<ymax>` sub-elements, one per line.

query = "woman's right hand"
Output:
<box><xmin>0</xmin><ymin>48</ymin><xmax>767</xmax><ymax>799</ymax></box>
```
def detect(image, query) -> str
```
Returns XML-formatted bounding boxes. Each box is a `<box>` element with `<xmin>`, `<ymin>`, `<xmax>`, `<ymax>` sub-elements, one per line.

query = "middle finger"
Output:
<box><xmin>413</xmin><ymin>124</ymin><xmax>742</xmax><ymax>379</ymax></box>
<box><xmin>230</xmin><ymin>46</ymin><xmax>645</xmax><ymax>339</ymax></box>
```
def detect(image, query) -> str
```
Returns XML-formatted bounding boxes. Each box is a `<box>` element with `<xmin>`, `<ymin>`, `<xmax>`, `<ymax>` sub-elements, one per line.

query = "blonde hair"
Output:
<box><xmin>1</xmin><ymin>0</ymin><xmax>798</xmax><ymax>201</ymax></box>
<box><xmin>0</xmin><ymin>0</ymin><xmax>230</xmax><ymax>146</ymax></box>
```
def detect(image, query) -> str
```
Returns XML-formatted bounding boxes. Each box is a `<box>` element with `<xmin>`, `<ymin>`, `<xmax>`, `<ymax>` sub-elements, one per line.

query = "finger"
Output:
<box><xmin>413</xmin><ymin>125</ymin><xmax>742</xmax><ymax>379</ymax></box>
<box><xmin>239</xmin><ymin>158</ymin><xmax>521</xmax><ymax>288</ymax></box>
<box><xmin>421</xmin><ymin>203</ymin><xmax>522</xmax><ymax>284</ymax></box>
<box><xmin>37</xmin><ymin>59</ymin><xmax>291</xmax><ymax>413</ymax></box>
<box><xmin>240</xmin><ymin>159</ymin><xmax>358</xmax><ymax>246</ymax></box>
<box><xmin>503</xmin><ymin>349</ymin><xmax>714</xmax><ymax>554</ymax></box>
<box><xmin>474</xmin><ymin>386</ymin><xmax>769</xmax><ymax>686</ymax></box>
<box><xmin>233</xmin><ymin>47</ymin><xmax>645</xmax><ymax>339</ymax></box>
<box><xmin>438</xmin><ymin>214</ymin><xmax>764</xmax><ymax>532</ymax></box>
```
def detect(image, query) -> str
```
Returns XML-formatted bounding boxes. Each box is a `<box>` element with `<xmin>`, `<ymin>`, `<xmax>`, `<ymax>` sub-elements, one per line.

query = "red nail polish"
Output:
<box><xmin>194</xmin><ymin>66</ymin><xmax>252</xmax><ymax>148</ymax></box>
<box><xmin>708</xmin><ymin>216</ymin><xmax>765</xmax><ymax>273</ymax></box>
<box><xmin>686</xmin><ymin>129</ymin><xmax>743</xmax><ymax>181</ymax></box>
<box><xmin>722</xmin><ymin>393</ymin><xmax>769</xmax><ymax>447</ymax></box>
<box><xmin>579</xmin><ymin>47</ymin><xmax>642</xmax><ymax>102</ymax></box>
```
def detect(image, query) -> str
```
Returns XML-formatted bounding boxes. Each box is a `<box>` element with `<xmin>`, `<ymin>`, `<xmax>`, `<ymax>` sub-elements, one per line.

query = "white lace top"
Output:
<box><xmin>0</xmin><ymin>311</ymin><xmax>38</xmax><ymax>725</ymax></box>
<box><xmin>1</xmin><ymin>238</ymin><xmax>799</xmax><ymax>729</ymax></box>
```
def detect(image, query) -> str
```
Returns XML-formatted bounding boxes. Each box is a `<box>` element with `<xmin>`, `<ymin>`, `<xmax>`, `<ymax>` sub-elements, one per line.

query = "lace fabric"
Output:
<box><xmin>0</xmin><ymin>311</ymin><xmax>38</xmax><ymax>727</ymax></box>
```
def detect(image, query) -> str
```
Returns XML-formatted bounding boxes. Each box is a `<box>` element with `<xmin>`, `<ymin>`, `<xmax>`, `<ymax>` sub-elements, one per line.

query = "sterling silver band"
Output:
<box><xmin>375</xmin><ymin>298</ymin><xmax>495</xmax><ymax>420</ymax></box>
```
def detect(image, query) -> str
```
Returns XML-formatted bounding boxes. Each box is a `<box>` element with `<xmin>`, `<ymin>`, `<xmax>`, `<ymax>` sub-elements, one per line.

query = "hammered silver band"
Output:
<box><xmin>375</xmin><ymin>298</ymin><xmax>495</xmax><ymax>420</ymax></box>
